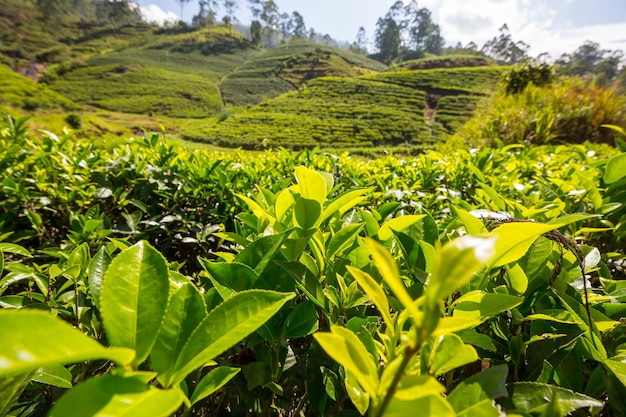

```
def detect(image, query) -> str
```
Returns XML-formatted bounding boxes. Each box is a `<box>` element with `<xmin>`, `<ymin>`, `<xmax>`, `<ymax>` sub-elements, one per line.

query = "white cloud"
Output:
<box><xmin>139</xmin><ymin>4</ymin><xmax>179</xmax><ymax>25</ymax></box>
<box><xmin>411</xmin><ymin>0</ymin><xmax>625</xmax><ymax>59</ymax></box>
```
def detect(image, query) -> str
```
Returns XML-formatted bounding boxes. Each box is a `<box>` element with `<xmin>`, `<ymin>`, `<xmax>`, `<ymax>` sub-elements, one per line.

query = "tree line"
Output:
<box><xmin>28</xmin><ymin>0</ymin><xmax>625</xmax><ymax>86</ymax></box>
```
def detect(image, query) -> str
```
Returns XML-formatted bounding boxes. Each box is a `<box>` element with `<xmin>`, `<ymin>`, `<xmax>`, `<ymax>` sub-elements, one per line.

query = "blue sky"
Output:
<box><xmin>134</xmin><ymin>0</ymin><xmax>626</xmax><ymax>59</ymax></box>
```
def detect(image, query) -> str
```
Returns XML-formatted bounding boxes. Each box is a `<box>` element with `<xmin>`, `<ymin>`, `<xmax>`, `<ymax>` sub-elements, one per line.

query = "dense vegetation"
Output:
<box><xmin>2</xmin><ymin>3</ymin><xmax>626</xmax><ymax>414</ymax></box>
<box><xmin>1</xmin><ymin>117</ymin><xmax>625</xmax><ymax>416</ymax></box>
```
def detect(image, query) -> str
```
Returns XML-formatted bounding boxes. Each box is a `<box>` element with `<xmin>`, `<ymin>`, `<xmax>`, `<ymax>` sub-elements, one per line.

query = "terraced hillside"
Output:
<box><xmin>0</xmin><ymin>64</ymin><xmax>79</xmax><ymax>112</ymax></box>
<box><xmin>47</xmin><ymin>27</ymin><xmax>253</xmax><ymax>118</ymax></box>
<box><xmin>193</xmin><ymin>66</ymin><xmax>506</xmax><ymax>150</ymax></box>
<box><xmin>220</xmin><ymin>40</ymin><xmax>388</xmax><ymax>106</ymax></box>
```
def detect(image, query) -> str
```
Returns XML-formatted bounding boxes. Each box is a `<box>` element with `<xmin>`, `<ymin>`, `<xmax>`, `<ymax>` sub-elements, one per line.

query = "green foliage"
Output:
<box><xmin>0</xmin><ymin>124</ymin><xmax>625</xmax><ymax>415</ymax></box>
<box><xmin>455</xmin><ymin>76</ymin><xmax>626</xmax><ymax>146</ymax></box>
<box><xmin>221</xmin><ymin>39</ymin><xmax>387</xmax><ymax>107</ymax></box>
<box><xmin>503</xmin><ymin>62</ymin><xmax>554</xmax><ymax>95</ymax></box>
<box><xmin>0</xmin><ymin>64</ymin><xmax>79</xmax><ymax>112</ymax></box>
<box><xmin>199</xmin><ymin>66</ymin><xmax>504</xmax><ymax>149</ymax></box>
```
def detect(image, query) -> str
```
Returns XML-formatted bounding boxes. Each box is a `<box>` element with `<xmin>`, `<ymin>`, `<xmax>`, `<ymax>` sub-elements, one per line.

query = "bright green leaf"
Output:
<box><xmin>347</xmin><ymin>266</ymin><xmax>393</xmax><ymax>329</ymax></box>
<box><xmin>31</xmin><ymin>364</ymin><xmax>73</xmax><ymax>388</ymax></box>
<box><xmin>0</xmin><ymin>243</ymin><xmax>30</xmax><ymax>257</ymax></box>
<box><xmin>346</xmin><ymin>370</ymin><xmax>370</xmax><ymax>415</ymax></box>
<box><xmin>425</xmin><ymin>334</ymin><xmax>478</xmax><ymax>376</ymax></box>
<box><xmin>499</xmin><ymin>382</ymin><xmax>603</xmax><ymax>416</ymax></box>
<box><xmin>428</xmin><ymin>235</ymin><xmax>496</xmax><ymax>307</ymax></box>
<box><xmin>448</xmin><ymin>364</ymin><xmax>508</xmax><ymax>415</ymax></box>
<box><xmin>383</xmin><ymin>394</ymin><xmax>455</xmax><ymax>417</ymax></box>
<box><xmin>294</xmin><ymin>198</ymin><xmax>322</xmax><ymax>230</ymax></box>
<box><xmin>605</xmin><ymin>153</ymin><xmax>626</xmax><ymax>184</ymax></box>
<box><xmin>327</xmin><ymin>224</ymin><xmax>363</xmax><ymax>260</ymax></box>
<box><xmin>190</xmin><ymin>366</ymin><xmax>240</xmax><ymax>405</ymax></box>
<box><xmin>49</xmin><ymin>374</ymin><xmax>184</xmax><ymax>417</ymax></box>
<box><xmin>295</xmin><ymin>166</ymin><xmax>328</xmax><ymax>204</ymax></box>
<box><xmin>489</xmin><ymin>222</ymin><xmax>561</xmax><ymax>268</ymax></box>
<box><xmin>88</xmin><ymin>246</ymin><xmax>111</xmax><ymax>309</ymax></box>
<box><xmin>152</xmin><ymin>283</ymin><xmax>207</xmax><ymax>385</ymax></box>
<box><xmin>0</xmin><ymin>310</ymin><xmax>134</xmax><ymax>377</ymax></box>
<box><xmin>100</xmin><ymin>241</ymin><xmax>170</xmax><ymax>367</ymax></box>
<box><xmin>314</xmin><ymin>326</ymin><xmax>379</xmax><ymax>398</ymax></box>
<box><xmin>452</xmin><ymin>291</ymin><xmax>523</xmax><ymax>326</ymax></box>
<box><xmin>378</xmin><ymin>215</ymin><xmax>426</xmax><ymax>242</ymax></box>
<box><xmin>365</xmin><ymin>239</ymin><xmax>421</xmax><ymax>325</ymax></box>
<box><xmin>169</xmin><ymin>290</ymin><xmax>294</xmax><ymax>385</ymax></box>
<box><xmin>321</xmin><ymin>188</ymin><xmax>371</xmax><ymax>224</ymax></box>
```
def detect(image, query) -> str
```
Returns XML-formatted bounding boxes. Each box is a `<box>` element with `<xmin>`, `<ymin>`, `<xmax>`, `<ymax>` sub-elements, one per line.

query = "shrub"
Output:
<box><xmin>64</xmin><ymin>113</ymin><xmax>82</xmax><ymax>129</ymax></box>
<box><xmin>454</xmin><ymin>76</ymin><xmax>626</xmax><ymax>146</ymax></box>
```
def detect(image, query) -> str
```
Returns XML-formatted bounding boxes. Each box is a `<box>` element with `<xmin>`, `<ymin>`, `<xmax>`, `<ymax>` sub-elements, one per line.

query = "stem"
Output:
<box><xmin>373</xmin><ymin>344</ymin><xmax>419</xmax><ymax>417</ymax></box>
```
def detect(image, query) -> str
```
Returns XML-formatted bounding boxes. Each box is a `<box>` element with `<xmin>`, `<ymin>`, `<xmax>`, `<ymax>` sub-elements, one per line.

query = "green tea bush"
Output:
<box><xmin>0</xmin><ymin>142</ymin><xmax>625</xmax><ymax>416</ymax></box>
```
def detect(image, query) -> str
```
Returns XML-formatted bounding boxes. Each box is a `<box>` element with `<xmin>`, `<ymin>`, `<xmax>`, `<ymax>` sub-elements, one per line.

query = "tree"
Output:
<box><xmin>176</xmin><ymin>0</ymin><xmax>192</xmax><ymax>22</ymax></box>
<box><xmin>557</xmin><ymin>41</ymin><xmax>624</xmax><ymax>86</ymax></box>
<box><xmin>247</xmin><ymin>0</ymin><xmax>262</xmax><ymax>20</ymax></box>
<box><xmin>260</xmin><ymin>0</ymin><xmax>279</xmax><ymax>29</ymax></box>
<box><xmin>193</xmin><ymin>0</ymin><xmax>219</xmax><ymax>27</ymax></box>
<box><xmin>223</xmin><ymin>0</ymin><xmax>239</xmax><ymax>28</ymax></box>
<box><xmin>278</xmin><ymin>12</ymin><xmax>291</xmax><ymax>38</ymax></box>
<box><xmin>375</xmin><ymin>16</ymin><xmax>401</xmax><ymax>64</ymax></box>
<box><xmin>351</xmin><ymin>26</ymin><xmax>368</xmax><ymax>54</ymax></box>
<box><xmin>250</xmin><ymin>20</ymin><xmax>262</xmax><ymax>45</ymax></box>
<box><xmin>481</xmin><ymin>24</ymin><xmax>529</xmax><ymax>65</ymax></box>
<box><xmin>291</xmin><ymin>11</ymin><xmax>306</xmax><ymax>38</ymax></box>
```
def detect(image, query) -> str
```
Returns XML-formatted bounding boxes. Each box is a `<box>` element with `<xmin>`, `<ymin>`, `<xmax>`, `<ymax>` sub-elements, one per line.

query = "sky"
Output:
<box><xmin>134</xmin><ymin>0</ymin><xmax>626</xmax><ymax>59</ymax></box>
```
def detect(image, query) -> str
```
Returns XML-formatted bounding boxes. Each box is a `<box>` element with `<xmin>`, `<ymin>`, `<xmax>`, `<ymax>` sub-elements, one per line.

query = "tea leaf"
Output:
<box><xmin>169</xmin><ymin>290</ymin><xmax>294</xmax><ymax>385</ymax></box>
<box><xmin>31</xmin><ymin>364</ymin><xmax>73</xmax><ymax>388</ymax></box>
<box><xmin>0</xmin><ymin>310</ymin><xmax>134</xmax><ymax>377</ymax></box>
<box><xmin>424</xmin><ymin>334</ymin><xmax>478</xmax><ymax>376</ymax></box>
<box><xmin>190</xmin><ymin>366</ymin><xmax>240</xmax><ymax>405</ymax></box>
<box><xmin>489</xmin><ymin>222</ymin><xmax>561</xmax><ymax>267</ymax></box>
<box><xmin>283</xmin><ymin>300</ymin><xmax>319</xmax><ymax>338</ymax></box>
<box><xmin>447</xmin><ymin>364</ymin><xmax>508</xmax><ymax>416</ymax></box>
<box><xmin>152</xmin><ymin>283</ymin><xmax>207</xmax><ymax>385</ymax></box>
<box><xmin>49</xmin><ymin>374</ymin><xmax>184</xmax><ymax>417</ymax></box>
<box><xmin>378</xmin><ymin>215</ymin><xmax>426</xmax><ymax>241</ymax></box>
<box><xmin>604</xmin><ymin>153</ymin><xmax>626</xmax><ymax>184</ymax></box>
<box><xmin>383</xmin><ymin>394</ymin><xmax>455</xmax><ymax>417</ymax></box>
<box><xmin>452</xmin><ymin>291</ymin><xmax>523</xmax><ymax>326</ymax></box>
<box><xmin>295</xmin><ymin>166</ymin><xmax>328</xmax><ymax>204</ymax></box>
<box><xmin>348</xmin><ymin>266</ymin><xmax>393</xmax><ymax>328</ymax></box>
<box><xmin>101</xmin><ymin>241</ymin><xmax>170</xmax><ymax>368</ymax></box>
<box><xmin>314</xmin><ymin>325</ymin><xmax>379</xmax><ymax>399</ymax></box>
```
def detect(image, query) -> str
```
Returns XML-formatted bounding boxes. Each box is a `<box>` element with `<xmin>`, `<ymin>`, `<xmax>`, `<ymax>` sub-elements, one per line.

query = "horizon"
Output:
<box><xmin>134</xmin><ymin>0</ymin><xmax>626</xmax><ymax>60</ymax></box>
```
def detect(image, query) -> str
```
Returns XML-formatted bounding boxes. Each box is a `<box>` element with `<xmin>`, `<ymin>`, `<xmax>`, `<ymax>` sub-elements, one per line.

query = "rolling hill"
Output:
<box><xmin>0</xmin><ymin>4</ymin><xmax>507</xmax><ymax>151</ymax></box>
<box><xmin>188</xmin><ymin>66</ymin><xmax>506</xmax><ymax>150</ymax></box>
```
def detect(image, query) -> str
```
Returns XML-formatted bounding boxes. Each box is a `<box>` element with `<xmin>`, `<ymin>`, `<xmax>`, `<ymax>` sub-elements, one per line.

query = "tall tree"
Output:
<box><xmin>247</xmin><ymin>0</ymin><xmax>262</xmax><ymax>20</ymax></box>
<box><xmin>375</xmin><ymin>15</ymin><xmax>401</xmax><ymax>64</ymax></box>
<box><xmin>557</xmin><ymin>41</ymin><xmax>624</xmax><ymax>86</ymax></box>
<box><xmin>481</xmin><ymin>24</ymin><xmax>529</xmax><ymax>65</ymax></box>
<box><xmin>250</xmin><ymin>19</ymin><xmax>262</xmax><ymax>44</ymax></box>
<box><xmin>291</xmin><ymin>11</ymin><xmax>306</xmax><ymax>38</ymax></box>
<box><xmin>176</xmin><ymin>0</ymin><xmax>192</xmax><ymax>21</ymax></box>
<box><xmin>352</xmin><ymin>26</ymin><xmax>368</xmax><ymax>54</ymax></box>
<box><xmin>193</xmin><ymin>0</ymin><xmax>218</xmax><ymax>27</ymax></box>
<box><xmin>223</xmin><ymin>0</ymin><xmax>238</xmax><ymax>27</ymax></box>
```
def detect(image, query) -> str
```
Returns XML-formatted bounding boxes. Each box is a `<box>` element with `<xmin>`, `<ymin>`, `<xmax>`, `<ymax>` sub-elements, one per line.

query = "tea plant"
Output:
<box><xmin>0</xmin><ymin>124</ymin><xmax>625</xmax><ymax>415</ymax></box>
